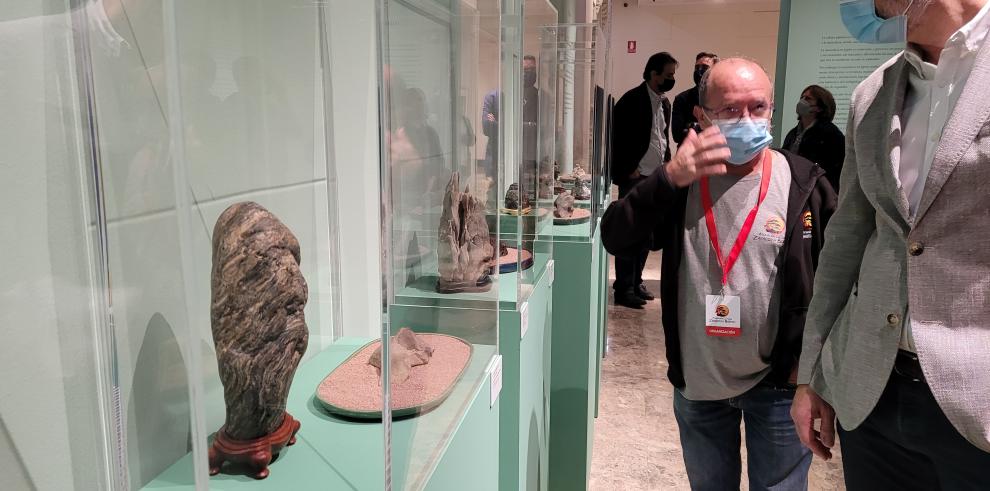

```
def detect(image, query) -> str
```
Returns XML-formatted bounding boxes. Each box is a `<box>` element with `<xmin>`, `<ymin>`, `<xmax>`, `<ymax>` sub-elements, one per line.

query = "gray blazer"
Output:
<box><xmin>798</xmin><ymin>46</ymin><xmax>990</xmax><ymax>452</ymax></box>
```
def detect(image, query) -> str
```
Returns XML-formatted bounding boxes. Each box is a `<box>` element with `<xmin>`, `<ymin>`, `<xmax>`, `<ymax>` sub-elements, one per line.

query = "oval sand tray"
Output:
<box><xmin>554</xmin><ymin>208</ymin><xmax>592</xmax><ymax>225</ymax></box>
<box><xmin>316</xmin><ymin>334</ymin><xmax>473</xmax><ymax>419</ymax></box>
<box><xmin>496</xmin><ymin>247</ymin><xmax>534</xmax><ymax>274</ymax></box>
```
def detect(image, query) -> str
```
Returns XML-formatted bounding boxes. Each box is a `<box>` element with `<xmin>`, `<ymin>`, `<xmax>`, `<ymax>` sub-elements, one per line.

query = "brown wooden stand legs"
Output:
<box><xmin>208</xmin><ymin>412</ymin><xmax>300</xmax><ymax>479</ymax></box>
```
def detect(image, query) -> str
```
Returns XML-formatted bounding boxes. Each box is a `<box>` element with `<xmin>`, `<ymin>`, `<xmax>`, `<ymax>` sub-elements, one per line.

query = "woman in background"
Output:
<box><xmin>783</xmin><ymin>84</ymin><xmax>845</xmax><ymax>192</ymax></box>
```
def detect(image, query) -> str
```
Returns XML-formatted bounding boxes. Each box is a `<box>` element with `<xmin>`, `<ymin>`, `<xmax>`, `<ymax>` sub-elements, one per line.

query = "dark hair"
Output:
<box><xmin>695</xmin><ymin>52</ymin><xmax>718</xmax><ymax>63</ymax></box>
<box><xmin>523</xmin><ymin>55</ymin><xmax>537</xmax><ymax>63</ymax></box>
<box><xmin>802</xmin><ymin>84</ymin><xmax>836</xmax><ymax>122</ymax></box>
<box><xmin>643</xmin><ymin>52</ymin><xmax>678</xmax><ymax>81</ymax></box>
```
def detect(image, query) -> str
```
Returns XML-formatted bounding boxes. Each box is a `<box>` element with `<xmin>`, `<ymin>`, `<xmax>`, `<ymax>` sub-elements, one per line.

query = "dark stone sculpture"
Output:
<box><xmin>554</xmin><ymin>191</ymin><xmax>576</xmax><ymax>219</ymax></box>
<box><xmin>368</xmin><ymin>327</ymin><xmax>434</xmax><ymax>384</ymax></box>
<box><xmin>208</xmin><ymin>202</ymin><xmax>308</xmax><ymax>479</ymax></box>
<box><xmin>437</xmin><ymin>172</ymin><xmax>496</xmax><ymax>293</ymax></box>
<box><xmin>575</xmin><ymin>181</ymin><xmax>592</xmax><ymax>201</ymax></box>
<box><xmin>504</xmin><ymin>182</ymin><xmax>531</xmax><ymax>211</ymax></box>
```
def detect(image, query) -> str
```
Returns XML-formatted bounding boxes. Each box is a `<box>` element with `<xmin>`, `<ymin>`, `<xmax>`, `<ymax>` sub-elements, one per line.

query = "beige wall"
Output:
<box><xmin>610</xmin><ymin>1</ymin><xmax>781</xmax><ymax>125</ymax></box>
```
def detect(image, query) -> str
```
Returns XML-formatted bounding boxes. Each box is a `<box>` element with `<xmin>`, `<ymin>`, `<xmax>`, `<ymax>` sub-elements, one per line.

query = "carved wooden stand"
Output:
<box><xmin>208</xmin><ymin>412</ymin><xmax>301</xmax><ymax>479</ymax></box>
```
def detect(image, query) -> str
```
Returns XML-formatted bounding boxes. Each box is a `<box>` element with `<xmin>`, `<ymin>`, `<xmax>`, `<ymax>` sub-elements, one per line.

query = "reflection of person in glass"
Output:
<box><xmin>521</xmin><ymin>55</ymin><xmax>540</xmax><ymax>206</ymax></box>
<box><xmin>482</xmin><ymin>55</ymin><xmax>539</xmax><ymax>182</ymax></box>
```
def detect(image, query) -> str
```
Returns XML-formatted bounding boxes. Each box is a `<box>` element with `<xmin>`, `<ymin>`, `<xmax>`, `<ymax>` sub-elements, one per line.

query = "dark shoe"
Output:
<box><xmin>635</xmin><ymin>284</ymin><xmax>655</xmax><ymax>301</ymax></box>
<box><xmin>615</xmin><ymin>288</ymin><xmax>646</xmax><ymax>309</ymax></box>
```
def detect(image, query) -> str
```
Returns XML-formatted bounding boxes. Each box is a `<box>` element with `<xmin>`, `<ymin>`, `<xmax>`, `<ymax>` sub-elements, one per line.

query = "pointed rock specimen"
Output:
<box><xmin>211</xmin><ymin>202</ymin><xmax>309</xmax><ymax>441</ymax></box>
<box><xmin>554</xmin><ymin>191</ymin><xmax>576</xmax><ymax>219</ymax></box>
<box><xmin>436</xmin><ymin>172</ymin><xmax>496</xmax><ymax>293</ymax></box>
<box><xmin>368</xmin><ymin>327</ymin><xmax>435</xmax><ymax>384</ymax></box>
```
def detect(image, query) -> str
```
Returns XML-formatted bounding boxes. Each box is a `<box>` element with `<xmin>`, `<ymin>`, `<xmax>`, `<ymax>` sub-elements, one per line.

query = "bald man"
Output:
<box><xmin>602</xmin><ymin>58</ymin><xmax>837</xmax><ymax>490</ymax></box>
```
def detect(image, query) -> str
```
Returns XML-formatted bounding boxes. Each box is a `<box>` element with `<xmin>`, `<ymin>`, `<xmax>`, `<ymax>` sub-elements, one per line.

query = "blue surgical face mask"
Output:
<box><xmin>709</xmin><ymin>117</ymin><xmax>774</xmax><ymax>166</ymax></box>
<box><xmin>839</xmin><ymin>0</ymin><xmax>914</xmax><ymax>44</ymax></box>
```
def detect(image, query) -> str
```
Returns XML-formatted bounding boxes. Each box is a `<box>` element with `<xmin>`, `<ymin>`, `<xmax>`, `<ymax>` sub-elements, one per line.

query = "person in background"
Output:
<box><xmin>782</xmin><ymin>85</ymin><xmax>845</xmax><ymax>192</ymax></box>
<box><xmin>609</xmin><ymin>52</ymin><xmax>678</xmax><ymax>309</ymax></box>
<box><xmin>792</xmin><ymin>1</ymin><xmax>990</xmax><ymax>489</ymax></box>
<box><xmin>671</xmin><ymin>52</ymin><xmax>719</xmax><ymax>146</ymax></box>
<box><xmin>603</xmin><ymin>58</ymin><xmax>836</xmax><ymax>490</ymax></box>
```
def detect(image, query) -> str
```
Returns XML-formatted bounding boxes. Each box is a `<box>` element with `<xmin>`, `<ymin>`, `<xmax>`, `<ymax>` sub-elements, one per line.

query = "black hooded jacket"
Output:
<box><xmin>601</xmin><ymin>150</ymin><xmax>837</xmax><ymax>388</ymax></box>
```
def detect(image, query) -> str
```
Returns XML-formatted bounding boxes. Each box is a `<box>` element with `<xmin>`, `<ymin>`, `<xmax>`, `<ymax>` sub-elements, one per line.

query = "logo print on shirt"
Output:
<box><xmin>754</xmin><ymin>215</ymin><xmax>786</xmax><ymax>246</ymax></box>
<box><xmin>764</xmin><ymin>217</ymin><xmax>785</xmax><ymax>234</ymax></box>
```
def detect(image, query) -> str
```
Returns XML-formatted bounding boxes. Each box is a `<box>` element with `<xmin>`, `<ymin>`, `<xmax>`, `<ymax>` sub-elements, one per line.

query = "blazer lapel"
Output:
<box><xmin>862</xmin><ymin>56</ymin><xmax>912</xmax><ymax>232</ymax></box>
<box><xmin>914</xmin><ymin>39</ymin><xmax>990</xmax><ymax>224</ymax></box>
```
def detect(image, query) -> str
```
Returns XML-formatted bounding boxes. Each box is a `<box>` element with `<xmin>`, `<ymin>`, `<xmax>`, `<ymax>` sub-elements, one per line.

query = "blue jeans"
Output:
<box><xmin>673</xmin><ymin>382</ymin><xmax>811</xmax><ymax>491</ymax></box>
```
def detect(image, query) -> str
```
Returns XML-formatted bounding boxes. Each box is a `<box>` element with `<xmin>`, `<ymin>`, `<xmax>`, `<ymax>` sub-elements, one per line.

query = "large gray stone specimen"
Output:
<box><xmin>504</xmin><ymin>182</ymin><xmax>531</xmax><ymax>211</ymax></box>
<box><xmin>211</xmin><ymin>202</ymin><xmax>309</xmax><ymax>441</ymax></box>
<box><xmin>554</xmin><ymin>191</ymin><xmax>576</xmax><ymax>219</ymax></box>
<box><xmin>368</xmin><ymin>327</ymin><xmax>434</xmax><ymax>384</ymax></box>
<box><xmin>437</xmin><ymin>172</ymin><xmax>496</xmax><ymax>293</ymax></box>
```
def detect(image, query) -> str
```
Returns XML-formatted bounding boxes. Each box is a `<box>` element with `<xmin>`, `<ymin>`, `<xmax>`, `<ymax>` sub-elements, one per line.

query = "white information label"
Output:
<box><xmin>490</xmin><ymin>355</ymin><xmax>503</xmax><ymax>408</ymax></box>
<box><xmin>547</xmin><ymin>260</ymin><xmax>555</xmax><ymax>285</ymax></box>
<box><xmin>520</xmin><ymin>301</ymin><xmax>530</xmax><ymax>340</ymax></box>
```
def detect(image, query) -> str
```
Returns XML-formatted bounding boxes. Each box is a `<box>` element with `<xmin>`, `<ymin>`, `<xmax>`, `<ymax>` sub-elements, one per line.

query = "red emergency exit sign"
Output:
<box><xmin>627</xmin><ymin>40</ymin><xmax>636</xmax><ymax>53</ymax></box>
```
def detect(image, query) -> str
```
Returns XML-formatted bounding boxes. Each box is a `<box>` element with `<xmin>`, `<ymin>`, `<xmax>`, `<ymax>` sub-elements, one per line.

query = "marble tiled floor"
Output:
<box><xmin>588</xmin><ymin>252</ymin><xmax>846</xmax><ymax>490</ymax></box>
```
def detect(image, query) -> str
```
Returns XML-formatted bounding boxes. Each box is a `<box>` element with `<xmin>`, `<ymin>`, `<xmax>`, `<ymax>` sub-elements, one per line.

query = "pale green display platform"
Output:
<box><xmin>498</xmin><ymin>264</ymin><xmax>553</xmax><ymax>491</ymax></box>
<box><xmin>142</xmin><ymin>339</ymin><xmax>498</xmax><ymax>491</ymax></box>
<box><xmin>547</xmin><ymin>221</ymin><xmax>604</xmax><ymax>491</ymax></box>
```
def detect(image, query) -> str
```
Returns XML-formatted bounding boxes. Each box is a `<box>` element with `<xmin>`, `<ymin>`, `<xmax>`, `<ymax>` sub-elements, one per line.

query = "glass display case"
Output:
<box><xmin>2</xmin><ymin>1</ymin><xmax>502</xmax><ymax>490</ymax></box>
<box><xmin>496</xmin><ymin>0</ymin><xmax>558</xmax><ymax>308</ymax></box>
<box><xmin>378</xmin><ymin>0</ymin><xmax>505</xmax><ymax>489</ymax></box>
<box><xmin>550</xmin><ymin>23</ymin><xmax>612</xmax><ymax>240</ymax></box>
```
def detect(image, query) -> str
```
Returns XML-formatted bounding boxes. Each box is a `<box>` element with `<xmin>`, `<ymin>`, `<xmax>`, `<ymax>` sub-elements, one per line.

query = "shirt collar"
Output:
<box><xmin>955</xmin><ymin>0</ymin><xmax>990</xmax><ymax>53</ymax></box>
<box><xmin>647</xmin><ymin>85</ymin><xmax>663</xmax><ymax>103</ymax></box>
<box><xmin>906</xmin><ymin>1</ymin><xmax>990</xmax><ymax>74</ymax></box>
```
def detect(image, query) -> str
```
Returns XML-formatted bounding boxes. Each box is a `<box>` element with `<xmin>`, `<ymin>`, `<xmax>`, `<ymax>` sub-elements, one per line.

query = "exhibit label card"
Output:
<box><xmin>520</xmin><ymin>301</ymin><xmax>530</xmax><ymax>340</ymax></box>
<box><xmin>490</xmin><ymin>354</ymin><xmax>503</xmax><ymax>408</ymax></box>
<box><xmin>547</xmin><ymin>259</ymin><xmax>555</xmax><ymax>285</ymax></box>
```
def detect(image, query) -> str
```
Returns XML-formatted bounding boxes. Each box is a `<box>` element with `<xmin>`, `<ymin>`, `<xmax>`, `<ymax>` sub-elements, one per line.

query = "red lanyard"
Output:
<box><xmin>700</xmin><ymin>150</ymin><xmax>773</xmax><ymax>288</ymax></box>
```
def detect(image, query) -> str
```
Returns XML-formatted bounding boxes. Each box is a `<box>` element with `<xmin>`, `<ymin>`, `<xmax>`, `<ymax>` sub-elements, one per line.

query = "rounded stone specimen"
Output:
<box><xmin>554</xmin><ymin>191</ymin><xmax>576</xmax><ymax>219</ymax></box>
<box><xmin>211</xmin><ymin>202</ymin><xmax>309</xmax><ymax>441</ymax></box>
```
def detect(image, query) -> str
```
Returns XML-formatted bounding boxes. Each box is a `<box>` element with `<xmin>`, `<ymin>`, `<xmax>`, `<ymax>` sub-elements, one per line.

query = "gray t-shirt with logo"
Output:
<box><xmin>677</xmin><ymin>151</ymin><xmax>791</xmax><ymax>401</ymax></box>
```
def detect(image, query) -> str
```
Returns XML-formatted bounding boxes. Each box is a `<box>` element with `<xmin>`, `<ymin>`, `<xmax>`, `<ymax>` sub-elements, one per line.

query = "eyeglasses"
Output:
<box><xmin>703</xmin><ymin>101</ymin><xmax>774</xmax><ymax>124</ymax></box>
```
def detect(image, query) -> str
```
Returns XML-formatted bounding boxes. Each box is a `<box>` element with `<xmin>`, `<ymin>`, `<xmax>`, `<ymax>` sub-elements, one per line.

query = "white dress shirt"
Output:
<box><xmin>895</xmin><ymin>1</ymin><xmax>990</xmax><ymax>352</ymax></box>
<box><xmin>637</xmin><ymin>87</ymin><xmax>668</xmax><ymax>176</ymax></box>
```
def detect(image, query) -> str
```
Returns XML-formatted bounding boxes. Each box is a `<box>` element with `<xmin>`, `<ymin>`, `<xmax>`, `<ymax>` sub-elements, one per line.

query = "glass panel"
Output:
<box><xmin>495</xmin><ymin>0</ymin><xmax>558</xmax><ymax>306</ymax></box>
<box><xmin>552</xmin><ymin>23</ymin><xmax>609</xmax><ymax>241</ymax></box>
<box><xmin>380</xmin><ymin>0</ymin><xmax>502</xmax><ymax>488</ymax></box>
<box><xmin>0</xmin><ymin>3</ymin><xmax>118</xmax><ymax>490</ymax></box>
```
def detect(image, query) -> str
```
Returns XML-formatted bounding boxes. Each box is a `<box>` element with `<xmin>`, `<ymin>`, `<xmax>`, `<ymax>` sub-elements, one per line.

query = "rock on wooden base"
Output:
<box><xmin>208</xmin><ymin>412</ymin><xmax>301</xmax><ymax>480</ymax></box>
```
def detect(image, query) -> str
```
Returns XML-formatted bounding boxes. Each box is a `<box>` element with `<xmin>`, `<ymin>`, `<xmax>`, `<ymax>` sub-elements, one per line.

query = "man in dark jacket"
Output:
<box><xmin>602</xmin><ymin>58</ymin><xmax>837</xmax><ymax>490</ymax></box>
<box><xmin>671</xmin><ymin>52</ymin><xmax>718</xmax><ymax>146</ymax></box>
<box><xmin>609</xmin><ymin>52</ymin><xmax>677</xmax><ymax>308</ymax></box>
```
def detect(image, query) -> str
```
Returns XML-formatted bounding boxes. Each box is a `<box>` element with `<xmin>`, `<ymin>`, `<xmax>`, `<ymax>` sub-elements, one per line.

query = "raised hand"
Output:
<box><xmin>665</xmin><ymin>126</ymin><xmax>730</xmax><ymax>188</ymax></box>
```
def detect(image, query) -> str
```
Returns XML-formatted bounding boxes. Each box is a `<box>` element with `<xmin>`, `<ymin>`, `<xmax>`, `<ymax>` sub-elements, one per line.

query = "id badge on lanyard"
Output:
<box><xmin>701</xmin><ymin>151</ymin><xmax>772</xmax><ymax>337</ymax></box>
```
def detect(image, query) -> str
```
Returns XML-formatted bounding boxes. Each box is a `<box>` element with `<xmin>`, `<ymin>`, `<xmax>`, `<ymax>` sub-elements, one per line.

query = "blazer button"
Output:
<box><xmin>887</xmin><ymin>313</ymin><xmax>901</xmax><ymax>326</ymax></box>
<box><xmin>909</xmin><ymin>242</ymin><xmax>925</xmax><ymax>256</ymax></box>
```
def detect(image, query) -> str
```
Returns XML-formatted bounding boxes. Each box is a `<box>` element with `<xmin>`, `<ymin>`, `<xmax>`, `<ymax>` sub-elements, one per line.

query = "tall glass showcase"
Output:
<box><xmin>1</xmin><ymin>1</ymin><xmax>502</xmax><ymax>490</ymax></box>
<box><xmin>551</xmin><ymin>23</ymin><xmax>612</xmax><ymax>239</ymax></box>
<box><xmin>378</xmin><ymin>0</ymin><xmax>505</xmax><ymax>489</ymax></box>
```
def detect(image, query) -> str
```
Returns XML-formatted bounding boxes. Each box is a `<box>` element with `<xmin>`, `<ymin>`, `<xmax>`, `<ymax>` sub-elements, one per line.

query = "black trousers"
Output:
<box><xmin>839</xmin><ymin>353</ymin><xmax>990</xmax><ymax>490</ymax></box>
<box><xmin>613</xmin><ymin>175</ymin><xmax>650</xmax><ymax>292</ymax></box>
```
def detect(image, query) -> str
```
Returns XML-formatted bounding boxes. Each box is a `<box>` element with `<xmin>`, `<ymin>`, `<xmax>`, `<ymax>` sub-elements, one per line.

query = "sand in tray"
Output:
<box><xmin>318</xmin><ymin>334</ymin><xmax>472</xmax><ymax>413</ymax></box>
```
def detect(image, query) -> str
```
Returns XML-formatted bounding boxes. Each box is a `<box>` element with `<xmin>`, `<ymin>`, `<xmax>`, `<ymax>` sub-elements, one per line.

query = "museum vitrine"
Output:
<box><xmin>2</xmin><ymin>1</ymin><xmax>502</xmax><ymax>490</ymax></box>
<box><xmin>378</xmin><ymin>0</ymin><xmax>505</xmax><ymax>489</ymax></box>
<box><xmin>550</xmin><ymin>23</ymin><xmax>612</xmax><ymax>241</ymax></box>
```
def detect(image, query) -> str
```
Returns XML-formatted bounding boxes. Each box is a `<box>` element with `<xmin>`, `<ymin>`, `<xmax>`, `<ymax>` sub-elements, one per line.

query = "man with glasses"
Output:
<box><xmin>602</xmin><ymin>58</ymin><xmax>836</xmax><ymax>490</ymax></box>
